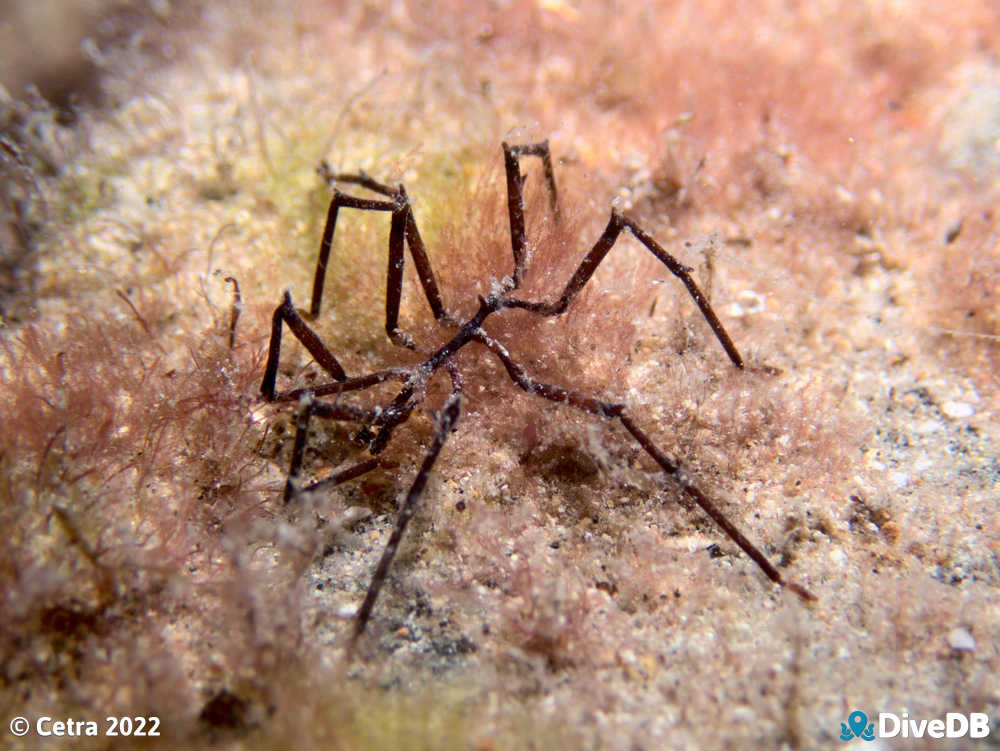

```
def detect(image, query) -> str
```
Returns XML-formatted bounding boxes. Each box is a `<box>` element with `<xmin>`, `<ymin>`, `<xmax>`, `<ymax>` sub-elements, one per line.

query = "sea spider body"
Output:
<box><xmin>260</xmin><ymin>140</ymin><xmax>814</xmax><ymax>652</ymax></box>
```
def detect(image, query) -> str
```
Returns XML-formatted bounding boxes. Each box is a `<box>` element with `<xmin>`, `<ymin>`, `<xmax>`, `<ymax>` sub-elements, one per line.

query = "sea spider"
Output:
<box><xmin>260</xmin><ymin>140</ymin><xmax>815</xmax><ymax>652</ymax></box>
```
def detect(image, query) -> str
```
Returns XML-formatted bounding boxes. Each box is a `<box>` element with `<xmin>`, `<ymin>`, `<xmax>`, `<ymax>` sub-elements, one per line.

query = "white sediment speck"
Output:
<box><xmin>335</xmin><ymin>603</ymin><xmax>358</xmax><ymax>619</ymax></box>
<box><xmin>941</xmin><ymin>400</ymin><xmax>975</xmax><ymax>419</ymax></box>
<box><xmin>737</xmin><ymin>290</ymin><xmax>765</xmax><ymax>313</ymax></box>
<box><xmin>890</xmin><ymin>471</ymin><xmax>910</xmax><ymax>488</ymax></box>
<box><xmin>341</xmin><ymin>506</ymin><xmax>372</xmax><ymax>527</ymax></box>
<box><xmin>729</xmin><ymin>706</ymin><xmax>756</xmax><ymax>723</ymax></box>
<box><xmin>726</xmin><ymin>290</ymin><xmax>765</xmax><ymax>317</ymax></box>
<box><xmin>915</xmin><ymin>419</ymin><xmax>943</xmax><ymax>435</ymax></box>
<box><xmin>947</xmin><ymin>627</ymin><xmax>976</xmax><ymax>652</ymax></box>
<box><xmin>829</xmin><ymin>548</ymin><xmax>847</xmax><ymax>566</ymax></box>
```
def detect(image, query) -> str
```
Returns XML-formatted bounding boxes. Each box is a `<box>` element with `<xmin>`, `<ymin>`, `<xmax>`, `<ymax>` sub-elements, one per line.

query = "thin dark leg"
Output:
<box><xmin>505</xmin><ymin>209</ymin><xmax>744</xmax><ymax>369</ymax></box>
<box><xmin>474</xmin><ymin>332</ymin><xmax>813</xmax><ymax>601</ymax></box>
<box><xmin>331</xmin><ymin>144</ymin><xmax>566</xmax><ymax>316</ymax></box>
<box><xmin>402</xmin><ymin>201</ymin><xmax>448</xmax><ymax>322</ymax></box>
<box><xmin>320</xmin><ymin>167</ymin><xmax>397</xmax><ymax>197</ymax></box>
<box><xmin>310</xmin><ymin>191</ymin><xmax>397</xmax><ymax>319</ymax></box>
<box><xmin>299</xmin><ymin>456</ymin><xmax>382</xmax><ymax>496</ymax></box>
<box><xmin>367</xmin><ymin>381</ymin><xmax>422</xmax><ymax>455</ymax></box>
<box><xmin>512</xmin><ymin>140</ymin><xmax>559</xmax><ymax>219</ymax></box>
<box><xmin>319</xmin><ymin>168</ymin><xmax>450</xmax><ymax>323</ymax></box>
<box><xmin>503</xmin><ymin>144</ymin><xmax>528</xmax><ymax>280</ymax></box>
<box><xmin>284</xmin><ymin>393</ymin><xmax>313</xmax><ymax>502</ymax></box>
<box><xmin>348</xmin><ymin>385</ymin><xmax>463</xmax><ymax>650</ymax></box>
<box><xmin>618</xmin><ymin>415</ymin><xmax>815</xmax><ymax>602</ymax></box>
<box><xmin>502</xmin><ymin>140</ymin><xmax>561</xmax><ymax>287</ymax></box>
<box><xmin>329</xmin><ymin>153</ymin><xmax>559</xmax><ymax>226</ymax></box>
<box><xmin>621</xmin><ymin>215</ymin><xmax>743</xmax><ymax>369</ymax></box>
<box><xmin>378</xmin><ymin>192</ymin><xmax>451</xmax><ymax>334</ymax></box>
<box><xmin>310</xmin><ymin>180</ymin><xmax>451</xmax><ymax>335</ymax></box>
<box><xmin>261</xmin><ymin>291</ymin><xmax>348</xmax><ymax>402</ymax></box>
<box><xmin>473</xmin><ymin>332</ymin><xmax>622</xmax><ymax>418</ymax></box>
<box><xmin>271</xmin><ymin>367</ymin><xmax>410</xmax><ymax>404</ymax></box>
<box><xmin>282</xmin><ymin>391</ymin><xmax>383</xmax><ymax>503</ymax></box>
<box><xmin>384</xmin><ymin>203</ymin><xmax>414</xmax><ymax>348</ymax></box>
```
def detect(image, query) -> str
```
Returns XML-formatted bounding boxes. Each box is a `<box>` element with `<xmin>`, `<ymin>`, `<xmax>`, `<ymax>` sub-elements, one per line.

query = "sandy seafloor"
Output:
<box><xmin>1</xmin><ymin>2</ymin><xmax>998</xmax><ymax>749</ymax></box>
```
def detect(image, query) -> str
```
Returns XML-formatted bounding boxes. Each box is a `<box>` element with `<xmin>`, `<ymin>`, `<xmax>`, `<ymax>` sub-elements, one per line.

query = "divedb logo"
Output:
<box><xmin>840</xmin><ymin>709</ymin><xmax>992</xmax><ymax>741</ymax></box>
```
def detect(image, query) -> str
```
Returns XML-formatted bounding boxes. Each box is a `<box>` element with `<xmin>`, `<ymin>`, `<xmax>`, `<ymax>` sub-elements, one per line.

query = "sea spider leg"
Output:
<box><xmin>506</xmin><ymin>210</ymin><xmax>744</xmax><ymax>369</ymax></box>
<box><xmin>272</xmin><ymin>367</ymin><xmax>411</xmax><ymax>404</ymax></box>
<box><xmin>473</xmin><ymin>331</ymin><xmax>814</xmax><ymax>601</ymax></box>
<box><xmin>268</xmin><ymin>291</ymin><xmax>491</xmax><ymax>500</ymax></box>
<box><xmin>502</xmin><ymin>140</ymin><xmax>560</xmax><ymax>287</ymax></box>
<box><xmin>310</xmin><ymin>177</ymin><xmax>451</xmax><ymax>337</ymax></box>
<box><xmin>319</xmin><ymin>169</ymin><xmax>450</xmax><ymax>326</ymax></box>
<box><xmin>261</xmin><ymin>177</ymin><xmax>452</xmax><ymax>441</ymax></box>
<box><xmin>260</xmin><ymin>291</ymin><xmax>349</xmax><ymax>402</ymax></box>
<box><xmin>278</xmin><ymin>369</ymin><xmax>424</xmax><ymax>502</ymax></box>
<box><xmin>309</xmin><ymin>191</ymin><xmax>394</xmax><ymax>319</ymax></box>
<box><xmin>348</xmin><ymin>372</ymin><xmax>464</xmax><ymax>650</ymax></box>
<box><xmin>319</xmin><ymin>166</ymin><xmax>396</xmax><ymax>197</ymax></box>
<box><xmin>363</xmin><ymin>293</ymin><xmax>501</xmax><ymax>455</ymax></box>
<box><xmin>283</xmin><ymin>390</ymin><xmax>383</xmax><ymax>502</ymax></box>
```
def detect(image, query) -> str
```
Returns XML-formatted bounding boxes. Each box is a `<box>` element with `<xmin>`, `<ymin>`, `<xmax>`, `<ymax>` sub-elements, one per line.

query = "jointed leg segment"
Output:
<box><xmin>310</xmin><ymin>179</ymin><xmax>449</xmax><ymax>338</ymax></box>
<box><xmin>474</xmin><ymin>331</ymin><xmax>812</xmax><ymax>600</ymax></box>
<box><xmin>310</xmin><ymin>191</ymin><xmax>396</xmax><ymax>320</ymax></box>
<box><xmin>348</xmin><ymin>377</ymin><xmax>463</xmax><ymax>649</ymax></box>
<box><xmin>261</xmin><ymin>291</ymin><xmax>347</xmax><ymax>402</ymax></box>
<box><xmin>282</xmin><ymin>390</ymin><xmax>382</xmax><ymax>502</ymax></box>
<box><xmin>507</xmin><ymin>210</ymin><xmax>744</xmax><ymax>369</ymax></box>
<box><xmin>502</xmin><ymin>140</ymin><xmax>560</xmax><ymax>285</ymax></box>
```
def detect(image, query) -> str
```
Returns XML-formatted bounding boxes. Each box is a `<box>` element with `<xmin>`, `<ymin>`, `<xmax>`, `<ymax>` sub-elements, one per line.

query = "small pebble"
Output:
<box><xmin>736</xmin><ymin>290</ymin><xmax>765</xmax><ymax>314</ymax></box>
<box><xmin>335</xmin><ymin>603</ymin><xmax>357</xmax><ymax>619</ymax></box>
<box><xmin>915</xmin><ymin>419</ymin><xmax>943</xmax><ymax>435</ymax></box>
<box><xmin>342</xmin><ymin>506</ymin><xmax>372</xmax><ymax>527</ymax></box>
<box><xmin>941</xmin><ymin>401</ymin><xmax>975</xmax><ymax>419</ymax></box>
<box><xmin>947</xmin><ymin>627</ymin><xmax>976</xmax><ymax>652</ymax></box>
<box><xmin>726</xmin><ymin>291</ymin><xmax>765</xmax><ymax>317</ymax></box>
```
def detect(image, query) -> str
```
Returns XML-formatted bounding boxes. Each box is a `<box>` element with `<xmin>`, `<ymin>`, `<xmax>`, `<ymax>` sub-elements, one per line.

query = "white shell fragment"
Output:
<box><xmin>947</xmin><ymin>627</ymin><xmax>976</xmax><ymax>653</ymax></box>
<box><xmin>726</xmin><ymin>290</ymin><xmax>765</xmax><ymax>317</ymax></box>
<box><xmin>941</xmin><ymin>401</ymin><xmax>975</xmax><ymax>419</ymax></box>
<box><xmin>341</xmin><ymin>506</ymin><xmax>373</xmax><ymax>527</ymax></box>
